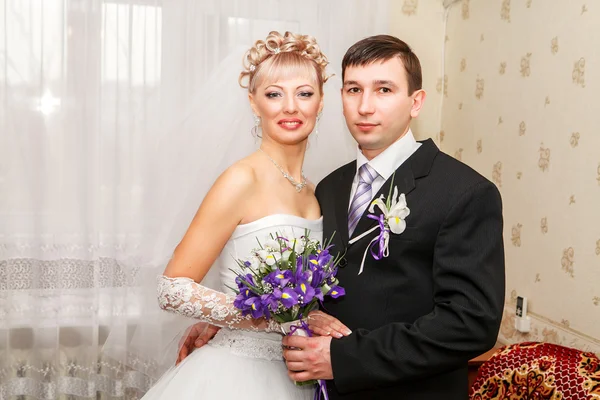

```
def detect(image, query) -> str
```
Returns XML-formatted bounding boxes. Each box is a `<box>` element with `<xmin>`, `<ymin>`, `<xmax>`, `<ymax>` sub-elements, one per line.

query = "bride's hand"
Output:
<box><xmin>307</xmin><ymin>310</ymin><xmax>352</xmax><ymax>338</ymax></box>
<box><xmin>176</xmin><ymin>322</ymin><xmax>221</xmax><ymax>365</ymax></box>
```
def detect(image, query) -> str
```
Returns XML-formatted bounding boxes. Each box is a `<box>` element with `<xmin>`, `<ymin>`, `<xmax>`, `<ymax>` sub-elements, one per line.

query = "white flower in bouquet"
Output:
<box><xmin>255</xmin><ymin>250</ymin><xmax>269</xmax><ymax>262</ymax></box>
<box><xmin>265</xmin><ymin>252</ymin><xmax>282</xmax><ymax>266</ymax></box>
<box><xmin>290</xmin><ymin>238</ymin><xmax>305</xmax><ymax>254</ymax></box>
<box><xmin>281</xmin><ymin>250</ymin><xmax>293</xmax><ymax>261</ymax></box>
<box><xmin>263</xmin><ymin>239</ymin><xmax>280</xmax><ymax>251</ymax></box>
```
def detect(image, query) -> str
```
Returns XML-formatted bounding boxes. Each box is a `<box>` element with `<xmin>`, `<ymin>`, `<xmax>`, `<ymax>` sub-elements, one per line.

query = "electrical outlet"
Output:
<box><xmin>514</xmin><ymin>295</ymin><xmax>531</xmax><ymax>333</ymax></box>
<box><xmin>516</xmin><ymin>296</ymin><xmax>527</xmax><ymax>318</ymax></box>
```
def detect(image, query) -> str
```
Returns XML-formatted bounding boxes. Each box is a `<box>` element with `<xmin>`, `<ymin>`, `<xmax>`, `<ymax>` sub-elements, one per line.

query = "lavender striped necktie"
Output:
<box><xmin>348</xmin><ymin>163</ymin><xmax>378</xmax><ymax>236</ymax></box>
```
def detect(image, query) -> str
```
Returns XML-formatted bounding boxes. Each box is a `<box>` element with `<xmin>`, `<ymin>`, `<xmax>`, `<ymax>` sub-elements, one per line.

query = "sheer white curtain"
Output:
<box><xmin>0</xmin><ymin>0</ymin><xmax>389</xmax><ymax>398</ymax></box>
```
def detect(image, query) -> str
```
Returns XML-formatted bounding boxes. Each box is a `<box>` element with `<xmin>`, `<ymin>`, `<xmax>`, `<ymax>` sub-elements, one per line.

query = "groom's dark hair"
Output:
<box><xmin>341</xmin><ymin>35</ymin><xmax>422</xmax><ymax>95</ymax></box>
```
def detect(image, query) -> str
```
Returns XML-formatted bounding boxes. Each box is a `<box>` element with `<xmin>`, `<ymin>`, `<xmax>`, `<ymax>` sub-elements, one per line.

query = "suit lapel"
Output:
<box><xmin>348</xmin><ymin>139</ymin><xmax>439</xmax><ymax>243</ymax></box>
<box><xmin>333</xmin><ymin>161</ymin><xmax>356</xmax><ymax>245</ymax></box>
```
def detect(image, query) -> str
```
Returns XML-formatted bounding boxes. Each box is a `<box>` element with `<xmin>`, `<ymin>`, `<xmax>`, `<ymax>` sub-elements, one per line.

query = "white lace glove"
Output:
<box><xmin>157</xmin><ymin>275</ymin><xmax>281</xmax><ymax>333</ymax></box>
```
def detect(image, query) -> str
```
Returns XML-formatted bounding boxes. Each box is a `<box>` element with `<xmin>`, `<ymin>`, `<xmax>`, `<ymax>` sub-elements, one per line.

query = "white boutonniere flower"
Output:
<box><xmin>349</xmin><ymin>173</ymin><xmax>410</xmax><ymax>275</ymax></box>
<box><xmin>369</xmin><ymin>186</ymin><xmax>410</xmax><ymax>235</ymax></box>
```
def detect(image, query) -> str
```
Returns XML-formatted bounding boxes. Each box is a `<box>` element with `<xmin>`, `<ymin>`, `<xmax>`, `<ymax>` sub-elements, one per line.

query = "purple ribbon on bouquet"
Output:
<box><xmin>288</xmin><ymin>319</ymin><xmax>312</xmax><ymax>337</ymax></box>
<box><xmin>286</xmin><ymin>320</ymin><xmax>329</xmax><ymax>400</ymax></box>
<box><xmin>367</xmin><ymin>214</ymin><xmax>388</xmax><ymax>260</ymax></box>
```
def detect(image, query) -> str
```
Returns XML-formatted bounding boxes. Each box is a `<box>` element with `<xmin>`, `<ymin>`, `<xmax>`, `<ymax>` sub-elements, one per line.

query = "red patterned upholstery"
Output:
<box><xmin>470</xmin><ymin>342</ymin><xmax>600</xmax><ymax>399</ymax></box>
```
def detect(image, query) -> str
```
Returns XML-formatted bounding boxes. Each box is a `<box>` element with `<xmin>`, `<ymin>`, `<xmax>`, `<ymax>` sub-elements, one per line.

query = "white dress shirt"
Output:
<box><xmin>349</xmin><ymin>129</ymin><xmax>422</xmax><ymax>209</ymax></box>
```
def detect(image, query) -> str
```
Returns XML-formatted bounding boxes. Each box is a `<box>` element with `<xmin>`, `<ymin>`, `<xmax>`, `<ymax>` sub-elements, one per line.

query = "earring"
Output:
<box><xmin>252</xmin><ymin>115</ymin><xmax>262</xmax><ymax>138</ymax></box>
<box><xmin>313</xmin><ymin>112</ymin><xmax>322</xmax><ymax>139</ymax></box>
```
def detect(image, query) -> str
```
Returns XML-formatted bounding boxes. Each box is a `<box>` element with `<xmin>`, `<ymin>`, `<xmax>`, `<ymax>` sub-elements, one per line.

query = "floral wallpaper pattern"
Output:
<box><xmin>390</xmin><ymin>0</ymin><xmax>444</xmax><ymax>142</ymax></box>
<box><xmin>440</xmin><ymin>0</ymin><xmax>600</xmax><ymax>352</ymax></box>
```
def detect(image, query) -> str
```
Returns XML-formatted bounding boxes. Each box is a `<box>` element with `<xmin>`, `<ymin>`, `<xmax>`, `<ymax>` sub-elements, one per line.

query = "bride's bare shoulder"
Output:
<box><xmin>211</xmin><ymin>155</ymin><xmax>260</xmax><ymax>193</ymax></box>
<box><xmin>196</xmin><ymin>158</ymin><xmax>258</xmax><ymax>221</ymax></box>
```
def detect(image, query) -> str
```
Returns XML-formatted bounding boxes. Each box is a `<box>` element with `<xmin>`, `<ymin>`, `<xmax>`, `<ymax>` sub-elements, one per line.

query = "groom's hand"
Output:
<box><xmin>282</xmin><ymin>336</ymin><xmax>333</xmax><ymax>381</ymax></box>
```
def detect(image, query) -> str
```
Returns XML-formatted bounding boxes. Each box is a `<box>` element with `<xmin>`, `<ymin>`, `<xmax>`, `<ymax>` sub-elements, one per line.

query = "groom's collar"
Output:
<box><xmin>339</xmin><ymin>137</ymin><xmax>439</xmax><ymax>245</ymax></box>
<box><xmin>355</xmin><ymin>129</ymin><xmax>421</xmax><ymax>180</ymax></box>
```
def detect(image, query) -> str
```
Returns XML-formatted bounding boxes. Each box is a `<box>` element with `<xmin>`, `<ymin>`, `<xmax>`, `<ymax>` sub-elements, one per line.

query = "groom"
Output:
<box><xmin>179</xmin><ymin>35</ymin><xmax>505</xmax><ymax>399</ymax></box>
<box><xmin>281</xmin><ymin>35</ymin><xmax>505</xmax><ymax>399</ymax></box>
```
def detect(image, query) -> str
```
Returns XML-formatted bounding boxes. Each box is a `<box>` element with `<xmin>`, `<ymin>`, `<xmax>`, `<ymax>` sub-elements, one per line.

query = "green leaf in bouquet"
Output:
<box><xmin>255</xmin><ymin>237</ymin><xmax>264</xmax><ymax>250</ymax></box>
<box><xmin>294</xmin><ymin>379</ymin><xmax>317</xmax><ymax>387</ymax></box>
<box><xmin>288</xmin><ymin>240</ymin><xmax>299</xmax><ymax>273</ymax></box>
<box><xmin>288</xmin><ymin>254</ymin><xmax>297</xmax><ymax>274</ymax></box>
<box><xmin>272</xmin><ymin>314</ymin><xmax>287</xmax><ymax>324</ymax></box>
<box><xmin>291</xmin><ymin>306</ymin><xmax>299</xmax><ymax>320</ymax></box>
<box><xmin>236</xmin><ymin>259</ymin><xmax>261</xmax><ymax>280</ymax></box>
<box><xmin>224</xmin><ymin>284</ymin><xmax>239</xmax><ymax>295</ymax></box>
<box><xmin>386</xmin><ymin>171</ymin><xmax>396</xmax><ymax>210</ymax></box>
<box><xmin>228</xmin><ymin>268</ymin><xmax>262</xmax><ymax>295</ymax></box>
<box><xmin>324</xmin><ymin>231</ymin><xmax>336</xmax><ymax>249</ymax></box>
<box><xmin>332</xmin><ymin>247</ymin><xmax>347</xmax><ymax>269</ymax></box>
<box><xmin>303</xmin><ymin>299</ymin><xmax>318</xmax><ymax>314</ymax></box>
<box><xmin>277</xmin><ymin>231</ymin><xmax>285</xmax><ymax>253</ymax></box>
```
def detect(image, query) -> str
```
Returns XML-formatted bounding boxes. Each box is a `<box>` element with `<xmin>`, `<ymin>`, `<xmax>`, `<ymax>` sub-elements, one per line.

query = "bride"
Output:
<box><xmin>139</xmin><ymin>31</ymin><xmax>353</xmax><ymax>399</ymax></box>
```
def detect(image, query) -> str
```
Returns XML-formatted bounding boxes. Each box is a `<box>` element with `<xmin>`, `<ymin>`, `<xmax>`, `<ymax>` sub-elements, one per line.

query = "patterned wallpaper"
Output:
<box><xmin>388</xmin><ymin>0</ymin><xmax>445</xmax><ymax>142</ymax></box>
<box><xmin>439</xmin><ymin>0</ymin><xmax>600</xmax><ymax>353</ymax></box>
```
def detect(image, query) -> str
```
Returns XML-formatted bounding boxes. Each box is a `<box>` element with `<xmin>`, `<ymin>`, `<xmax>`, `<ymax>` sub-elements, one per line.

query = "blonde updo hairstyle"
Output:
<box><xmin>239</xmin><ymin>31</ymin><xmax>329</xmax><ymax>95</ymax></box>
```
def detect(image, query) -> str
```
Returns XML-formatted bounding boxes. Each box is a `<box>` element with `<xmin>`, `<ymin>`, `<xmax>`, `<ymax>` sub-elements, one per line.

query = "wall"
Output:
<box><xmin>389</xmin><ymin>0</ymin><xmax>446</xmax><ymax>142</ymax></box>
<box><xmin>441</xmin><ymin>0</ymin><xmax>600</xmax><ymax>353</ymax></box>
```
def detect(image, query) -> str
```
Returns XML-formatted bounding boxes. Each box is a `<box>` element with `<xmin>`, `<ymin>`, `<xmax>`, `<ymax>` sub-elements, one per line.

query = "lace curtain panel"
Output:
<box><xmin>0</xmin><ymin>0</ymin><xmax>389</xmax><ymax>398</ymax></box>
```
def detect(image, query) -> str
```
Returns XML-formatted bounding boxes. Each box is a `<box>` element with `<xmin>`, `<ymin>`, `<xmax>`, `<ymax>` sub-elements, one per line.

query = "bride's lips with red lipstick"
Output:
<box><xmin>356</xmin><ymin>122</ymin><xmax>379</xmax><ymax>132</ymax></box>
<box><xmin>278</xmin><ymin>118</ymin><xmax>303</xmax><ymax>130</ymax></box>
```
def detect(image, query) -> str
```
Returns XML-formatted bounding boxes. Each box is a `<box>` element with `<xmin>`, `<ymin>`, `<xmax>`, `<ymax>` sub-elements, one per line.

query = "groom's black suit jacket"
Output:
<box><xmin>316</xmin><ymin>139</ymin><xmax>505</xmax><ymax>399</ymax></box>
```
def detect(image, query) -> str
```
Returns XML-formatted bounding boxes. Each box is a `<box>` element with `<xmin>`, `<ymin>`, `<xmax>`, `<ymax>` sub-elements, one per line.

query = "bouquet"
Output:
<box><xmin>229</xmin><ymin>230</ymin><xmax>344</xmax><ymax>393</ymax></box>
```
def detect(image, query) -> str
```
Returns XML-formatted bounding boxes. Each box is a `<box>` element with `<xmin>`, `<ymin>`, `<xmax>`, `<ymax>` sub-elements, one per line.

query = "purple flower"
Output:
<box><xmin>327</xmin><ymin>285</ymin><xmax>345</xmax><ymax>299</ymax></box>
<box><xmin>237</xmin><ymin>287</ymin><xmax>252</xmax><ymax>299</ymax></box>
<box><xmin>316</xmin><ymin>245</ymin><xmax>333</xmax><ymax>260</ymax></box>
<box><xmin>294</xmin><ymin>280</ymin><xmax>316</xmax><ymax>305</ymax></box>
<box><xmin>314</xmin><ymin>291</ymin><xmax>324</xmax><ymax>302</ymax></box>
<box><xmin>311</xmin><ymin>276</ymin><xmax>325</xmax><ymax>302</ymax></box>
<box><xmin>234</xmin><ymin>287</ymin><xmax>258</xmax><ymax>315</ymax></box>
<box><xmin>274</xmin><ymin>287</ymin><xmax>298</xmax><ymax>309</ymax></box>
<box><xmin>235</xmin><ymin>273</ymin><xmax>256</xmax><ymax>290</ymax></box>
<box><xmin>261</xmin><ymin>293</ymin><xmax>279</xmax><ymax>316</ymax></box>
<box><xmin>309</xmin><ymin>268</ymin><xmax>324</xmax><ymax>288</ymax></box>
<box><xmin>293</xmin><ymin>257</ymin><xmax>310</xmax><ymax>281</ymax></box>
<box><xmin>264</xmin><ymin>269</ymin><xmax>291</xmax><ymax>288</ymax></box>
<box><xmin>306</xmin><ymin>269</ymin><xmax>325</xmax><ymax>301</ymax></box>
<box><xmin>235</xmin><ymin>276</ymin><xmax>243</xmax><ymax>288</ymax></box>
<box><xmin>244</xmin><ymin>296</ymin><xmax>265</xmax><ymax>319</ymax></box>
<box><xmin>233</xmin><ymin>291</ymin><xmax>249</xmax><ymax>311</ymax></box>
<box><xmin>308</xmin><ymin>252</ymin><xmax>332</xmax><ymax>270</ymax></box>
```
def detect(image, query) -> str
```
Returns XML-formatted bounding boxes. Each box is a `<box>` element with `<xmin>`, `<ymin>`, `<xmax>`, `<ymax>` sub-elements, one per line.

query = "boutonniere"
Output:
<box><xmin>348</xmin><ymin>173</ymin><xmax>410</xmax><ymax>275</ymax></box>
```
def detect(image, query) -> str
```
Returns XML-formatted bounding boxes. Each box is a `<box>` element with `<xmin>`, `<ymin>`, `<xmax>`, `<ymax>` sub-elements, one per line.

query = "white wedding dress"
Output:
<box><xmin>141</xmin><ymin>214</ymin><xmax>322</xmax><ymax>400</ymax></box>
